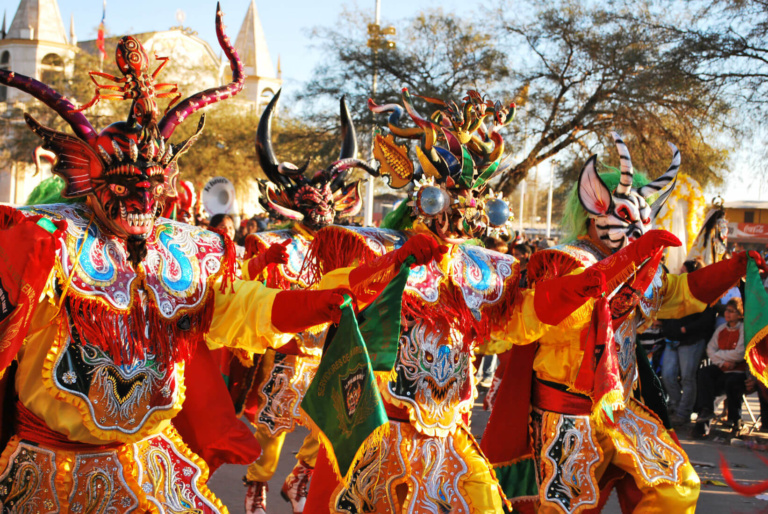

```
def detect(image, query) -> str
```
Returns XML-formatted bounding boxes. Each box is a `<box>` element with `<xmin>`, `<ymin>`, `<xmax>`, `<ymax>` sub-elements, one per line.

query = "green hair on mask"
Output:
<box><xmin>560</xmin><ymin>165</ymin><xmax>650</xmax><ymax>243</ymax></box>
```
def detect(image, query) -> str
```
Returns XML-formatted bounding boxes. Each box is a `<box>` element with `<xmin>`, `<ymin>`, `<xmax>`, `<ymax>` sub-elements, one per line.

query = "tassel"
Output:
<box><xmin>208</xmin><ymin>226</ymin><xmax>237</xmax><ymax>294</ymax></box>
<box><xmin>590</xmin><ymin>297</ymin><xmax>625</xmax><ymax>428</ymax></box>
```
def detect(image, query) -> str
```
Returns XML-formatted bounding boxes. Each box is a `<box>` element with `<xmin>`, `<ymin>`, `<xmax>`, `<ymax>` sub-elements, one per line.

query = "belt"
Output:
<box><xmin>16</xmin><ymin>401</ymin><xmax>120</xmax><ymax>452</ymax></box>
<box><xmin>532</xmin><ymin>378</ymin><xmax>593</xmax><ymax>416</ymax></box>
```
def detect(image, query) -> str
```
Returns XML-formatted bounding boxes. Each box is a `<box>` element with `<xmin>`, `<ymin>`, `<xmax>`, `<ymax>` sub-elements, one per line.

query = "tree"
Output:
<box><xmin>300</xmin><ymin>8</ymin><xmax>511</xmax><ymax>136</ymax></box>
<box><xmin>494</xmin><ymin>0</ymin><xmax>734</xmax><ymax>195</ymax></box>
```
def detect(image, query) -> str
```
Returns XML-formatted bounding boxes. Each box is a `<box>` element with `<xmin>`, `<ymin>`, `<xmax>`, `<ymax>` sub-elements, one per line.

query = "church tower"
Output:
<box><xmin>233</xmin><ymin>0</ymin><xmax>282</xmax><ymax>113</ymax></box>
<box><xmin>0</xmin><ymin>0</ymin><xmax>77</xmax><ymax>103</ymax></box>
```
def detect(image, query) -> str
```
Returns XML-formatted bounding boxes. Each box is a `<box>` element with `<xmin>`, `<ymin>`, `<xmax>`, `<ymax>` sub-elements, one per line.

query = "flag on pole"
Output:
<box><xmin>744</xmin><ymin>257</ymin><xmax>768</xmax><ymax>387</ymax></box>
<box><xmin>357</xmin><ymin>257</ymin><xmax>412</xmax><ymax>372</ymax></box>
<box><xmin>96</xmin><ymin>1</ymin><xmax>107</xmax><ymax>65</ymax></box>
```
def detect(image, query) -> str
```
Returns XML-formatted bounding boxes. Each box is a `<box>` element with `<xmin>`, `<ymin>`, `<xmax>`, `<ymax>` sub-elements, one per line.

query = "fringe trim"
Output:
<box><xmin>208</xmin><ymin>227</ymin><xmax>238</xmax><ymax>294</ymax></box>
<box><xmin>65</xmin><ymin>291</ymin><xmax>214</xmax><ymax>367</ymax></box>
<box><xmin>301</xmin><ymin>226</ymin><xmax>383</xmax><ymax>286</ymax></box>
<box><xmin>41</xmin><ymin>317</ymin><xmax>188</xmax><ymax>444</ymax></box>
<box><xmin>590</xmin><ymin>389</ymin><xmax>626</xmax><ymax>431</ymax></box>
<box><xmin>528</xmin><ymin>248</ymin><xmax>586</xmax><ymax>283</ymax></box>
<box><xmin>297</xmin><ymin>405</ymin><xmax>391</xmax><ymax>486</ymax></box>
<box><xmin>747</xmin><ymin>325</ymin><xmax>768</xmax><ymax>388</ymax></box>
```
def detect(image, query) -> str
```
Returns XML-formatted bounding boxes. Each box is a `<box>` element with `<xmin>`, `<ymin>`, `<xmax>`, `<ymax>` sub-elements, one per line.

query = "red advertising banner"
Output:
<box><xmin>728</xmin><ymin>222</ymin><xmax>768</xmax><ymax>242</ymax></box>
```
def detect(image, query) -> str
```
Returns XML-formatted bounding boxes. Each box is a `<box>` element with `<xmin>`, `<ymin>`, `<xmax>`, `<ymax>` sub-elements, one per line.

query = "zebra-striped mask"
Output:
<box><xmin>577</xmin><ymin>132</ymin><xmax>680</xmax><ymax>252</ymax></box>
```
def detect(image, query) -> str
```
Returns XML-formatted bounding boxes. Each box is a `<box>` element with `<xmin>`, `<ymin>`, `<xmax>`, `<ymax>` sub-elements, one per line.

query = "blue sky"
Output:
<box><xmin>4</xmin><ymin>0</ymin><xmax>761</xmax><ymax>202</ymax></box>
<box><xmin>39</xmin><ymin>0</ymin><xmax>463</xmax><ymax>95</ymax></box>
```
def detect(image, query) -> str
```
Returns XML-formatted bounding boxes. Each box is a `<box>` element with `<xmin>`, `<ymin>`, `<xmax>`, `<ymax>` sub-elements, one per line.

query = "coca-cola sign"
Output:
<box><xmin>728</xmin><ymin>222</ymin><xmax>768</xmax><ymax>241</ymax></box>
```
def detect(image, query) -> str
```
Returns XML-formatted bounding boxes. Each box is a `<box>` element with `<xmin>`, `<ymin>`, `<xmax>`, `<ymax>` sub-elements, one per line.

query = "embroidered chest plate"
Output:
<box><xmin>22</xmin><ymin>204</ymin><xmax>225</xmax><ymax>317</ymax></box>
<box><xmin>252</xmin><ymin>229</ymin><xmax>313</xmax><ymax>288</ymax></box>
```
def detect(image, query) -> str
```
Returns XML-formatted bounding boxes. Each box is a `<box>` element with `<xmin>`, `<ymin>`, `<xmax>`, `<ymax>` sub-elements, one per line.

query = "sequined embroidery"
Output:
<box><xmin>534</xmin><ymin>411</ymin><xmax>601</xmax><ymax>514</ymax></box>
<box><xmin>609</xmin><ymin>402</ymin><xmax>686</xmax><ymax>485</ymax></box>
<box><xmin>0</xmin><ymin>440</ymin><xmax>59</xmax><ymax>514</ymax></box>
<box><xmin>69</xmin><ymin>451</ymin><xmax>140</xmax><ymax>512</ymax></box>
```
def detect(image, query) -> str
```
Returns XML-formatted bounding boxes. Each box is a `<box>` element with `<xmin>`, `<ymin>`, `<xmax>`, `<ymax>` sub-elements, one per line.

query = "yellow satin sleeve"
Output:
<box><xmin>206</xmin><ymin>278</ymin><xmax>290</xmax><ymax>352</ymax></box>
<box><xmin>656</xmin><ymin>272</ymin><xmax>707</xmax><ymax>319</ymax></box>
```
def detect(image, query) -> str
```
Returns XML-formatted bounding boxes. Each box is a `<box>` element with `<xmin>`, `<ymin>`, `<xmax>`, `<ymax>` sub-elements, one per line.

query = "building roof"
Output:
<box><xmin>234</xmin><ymin>0</ymin><xmax>275</xmax><ymax>78</ymax></box>
<box><xmin>6</xmin><ymin>0</ymin><xmax>69</xmax><ymax>45</ymax></box>
<box><xmin>723</xmin><ymin>201</ymin><xmax>768</xmax><ymax>210</ymax></box>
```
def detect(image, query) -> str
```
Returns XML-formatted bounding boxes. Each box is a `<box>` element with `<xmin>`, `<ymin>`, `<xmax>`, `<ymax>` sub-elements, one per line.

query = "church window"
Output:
<box><xmin>0</xmin><ymin>52</ymin><xmax>9</xmax><ymax>102</ymax></box>
<box><xmin>40</xmin><ymin>53</ymin><xmax>64</xmax><ymax>84</ymax></box>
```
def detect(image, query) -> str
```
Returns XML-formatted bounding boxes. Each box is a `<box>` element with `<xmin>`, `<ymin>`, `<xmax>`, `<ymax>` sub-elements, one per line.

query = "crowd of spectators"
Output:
<box><xmin>655</xmin><ymin>249</ymin><xmax>768</xmax><ymax>439</ymax></box>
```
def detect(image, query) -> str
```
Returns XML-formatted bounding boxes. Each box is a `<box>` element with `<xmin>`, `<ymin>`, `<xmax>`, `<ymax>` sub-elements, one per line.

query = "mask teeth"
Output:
<box><xmin>97</xmin><ymin>145</ymin><xmax>112</xmax><ymax>164</ymax></box>
<box><xmin>162</xmin><ymin>145</ymin><xmax>174</xmax><ymax>165</ymax></box>
<box><xmin>111</xmin><ymin>139</ymin><xmax>124</xmax><ymax>161</ymax></box>
<box><xmin>158</xmin><ymin>138</ymin><xmax>165</xmax><ymax>160</ymax></box>
<box><xmin>147</xmin><ymin>141</ymin><xmax>156</xmax><ymax>162</ymax></box>
<box><xmin>129</xmin><ymin>139</ymin><xmax>139</xmax><ymax>162</ymax></box>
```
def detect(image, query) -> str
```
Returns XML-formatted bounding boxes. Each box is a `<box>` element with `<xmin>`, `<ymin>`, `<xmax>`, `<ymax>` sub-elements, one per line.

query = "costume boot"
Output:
<box><xmin>244</xmin><ymin>479</ymin><xmax>268</xmax><ymax>514</ymax></box>
<box><xmin>281</xmin><ymin>461</ymin><xmax>314</xmax><ymax>513</ymax></box>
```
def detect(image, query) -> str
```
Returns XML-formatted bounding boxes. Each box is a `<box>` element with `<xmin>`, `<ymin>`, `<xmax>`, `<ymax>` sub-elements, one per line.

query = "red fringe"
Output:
<box><xmin>301</xmin><ymin>226</ymin><xmax>380</xmax><ymax>286</ymax></box>
<box><xmin>304</xmin><ymin>226</ymin><xmax>519</xmax><ymax>347</ymax></box>
<box><xmin>66</xmin><ymin>293</ymin><xmax>215</xmax><ymax>368</ymax></box>
<box><xmin>209</xmin><ymin>226</ymin><xmax>238</xmax><ymax>294</ymax></box>
<box><xmin>720</xmin><ymin>452</ymin><xmax>768</xmax><ymax>496</ymax></box>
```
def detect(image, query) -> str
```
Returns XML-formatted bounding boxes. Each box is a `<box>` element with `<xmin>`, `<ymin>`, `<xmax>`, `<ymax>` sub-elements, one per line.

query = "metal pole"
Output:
<box><xmin>546</xmin><ymin>160</ymin><xmax>555</xmax><ymax>238</ymax></box>
<box><xmin>364</xmin><ymin>0</ymin><xmax>381</xmax><ymax>227</ymax></box>
<box><xmin>531</xmin><ymin>164</ymin><xmax>539</xmax><ymax>227</ymax></box>
<box><xmin>518</xmin><ymin>179</ymin><xmax>526</xmax><ymax>234</ymax></box>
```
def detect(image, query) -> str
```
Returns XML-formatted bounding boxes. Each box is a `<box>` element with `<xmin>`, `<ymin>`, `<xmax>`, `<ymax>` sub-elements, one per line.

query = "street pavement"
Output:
<box><xmin>208</xmin><ymin>392</ymin><xmax>768</xmax><ymax>514</ymax></box>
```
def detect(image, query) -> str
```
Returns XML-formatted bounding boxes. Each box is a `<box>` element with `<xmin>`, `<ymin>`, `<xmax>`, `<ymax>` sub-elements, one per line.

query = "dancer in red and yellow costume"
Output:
<box><xmin>301</xmin><ymin>90</ymin><xmax>675</xmax><ymax>514</ymax></box>
<box><xmin>481</xmin><ymin>133</ymin><xmax>768</xmax><ymax>513</ymax></box>
<box><xmin>236</xmin><ymin>91</ymin><xmax>378</xmax><ymax>514</ymax></box>
<box><xmin>0</xmin><ymin>6</ymin><xmax>445</xmax><ymax>512</ymax></box>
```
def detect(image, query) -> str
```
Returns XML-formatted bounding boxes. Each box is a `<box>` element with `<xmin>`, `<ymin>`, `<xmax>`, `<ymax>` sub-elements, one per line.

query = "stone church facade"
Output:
<box><xmin>0</xmin><ymin>0</ymin><xmax>280</xmax><ymax>210</ymax></box>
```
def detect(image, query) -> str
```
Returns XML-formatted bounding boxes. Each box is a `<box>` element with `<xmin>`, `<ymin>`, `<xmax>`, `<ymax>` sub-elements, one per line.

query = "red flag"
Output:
<box><xmin>96</xmin><ymin>1</ymin><xmax>106</xmax><ymax>62</ymax></box>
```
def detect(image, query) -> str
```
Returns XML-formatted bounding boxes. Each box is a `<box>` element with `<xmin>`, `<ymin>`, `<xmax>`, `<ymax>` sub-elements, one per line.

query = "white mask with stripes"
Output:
<box><xmin>577</xmin><ymin>132</ymin><xmax>680</xmax><ymax>252</ymax></box>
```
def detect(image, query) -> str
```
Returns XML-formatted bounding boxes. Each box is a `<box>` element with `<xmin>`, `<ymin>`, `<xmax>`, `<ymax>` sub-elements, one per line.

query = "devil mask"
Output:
<box><xmin>256</xmin><ymin>90</ymin><xmax>378</xmax><ymax>231</ymax></box>
<box><xmin>577</xmin><ymin>132</ymin><xmax>680</xmax><ymax>252</ymax></box>
<box><xmin>0</xmin><ymin>3</ymin><xmax>243</xmax><ymax>261</ymax></box>
<box><xmin>369</xmin><ymin>89</ymin><xmax>515</xmax><ymax>243</ymax></box>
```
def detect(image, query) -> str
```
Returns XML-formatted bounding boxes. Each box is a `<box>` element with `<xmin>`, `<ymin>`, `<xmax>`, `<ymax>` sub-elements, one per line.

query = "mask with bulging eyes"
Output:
<box><xmin>577</xmin><ymin>132</ymin><xmax>680</xmax><ymax>252</ymax></box>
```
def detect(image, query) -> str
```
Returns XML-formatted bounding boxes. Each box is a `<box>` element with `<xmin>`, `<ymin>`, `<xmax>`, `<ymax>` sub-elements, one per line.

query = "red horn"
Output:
<box><xmin>158</xmin><ymin>3</ymin><xmax>244</xmax><ymax>139</ymax></box>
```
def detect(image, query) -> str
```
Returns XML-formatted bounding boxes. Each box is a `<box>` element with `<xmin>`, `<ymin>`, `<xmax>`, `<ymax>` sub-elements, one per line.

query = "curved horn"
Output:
<box><xmin>255</xmin><ymin>89</ymin><xmax>287</xmax><ymax>187</ymax></box>
<box><xmin>610</xmin><ymin>131</ymin><xmax>633</xmax><ymax>196</ymax></box>
<box><xmin>158</xmin><ymin>3</ymin><xmax>244</xmax><ymax>139</ymax></box>
<box><xmin>638</xmin><ymin>142</ymin><xmax>681</xmax><ymax>199</ymax></box>
<box><xmin>339</xmin><ymin>96</ymin><xmax>358</xmax><ymax>160</ymax></box>
<box><xmin>327</xmin><ymin>158</ymin><xmax>379</xmax><ymax>191</ymax></box>
<box><xmin>0</xmin><ymin>69</ymin><xmax>96</xmax><ymax>144</ymax></box>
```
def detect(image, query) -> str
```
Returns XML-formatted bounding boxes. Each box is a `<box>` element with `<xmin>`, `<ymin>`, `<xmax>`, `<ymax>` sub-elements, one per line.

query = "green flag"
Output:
<box><xmin>744</xmin><ymin>257</ymin><xmax>768</xmax><ymax>387</ymax></box>
<box><xmin>300</xmin><ymin>296</ymin><xmax>389</xmax><ymax>482</ymax></box>
<box><xmin>357</xmin><ymin>258</ymin><xmax>412</xmax><ymax>372</ymax></box>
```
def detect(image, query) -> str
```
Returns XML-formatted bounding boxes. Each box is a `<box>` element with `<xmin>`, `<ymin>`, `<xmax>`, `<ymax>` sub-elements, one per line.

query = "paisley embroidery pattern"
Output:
<box><xmin>609</xmin><ymin>402</ymin><xmax>686</xmax><ymax>485</ymax></box>
<box><xmin>251</xmin><ymin>230</ymin><xmax>313</xmax><ymax>287</ymax></box>
<box><xmin>21</xmin><ymin>204</ymin><xmax>224</xmax><ymax>317</ymax></box>
<box><xmin>68</xmin><ymin>450</ymin><xmax>139</xmax><ymax>513</ymax></box>
<box><xmin>334</xmin><ymin>421</ymin><xmax>478</xmax><ymax>514</ymax></box>
<box><xmin>256</xmin><ymin>352</ymin><xmax>301</xmax><ymax>437</ymax></box>
<box><xmin>135</xmin><ymin>432</ymin><xmax>218</xmax><ymax>513</ymax></box>
<box><xmin>534</xmin><ymin>411</ymin><xmax>601</xmax><ymax>514</ymax></box>
<box><xmin>451</xmin><ymin>246</ymin><xmax>516</xmax><ymax>319</ymax></box>
<box><xmin>0</xmin><ymin>441</ymin><xmax>59</xmax><ymax>514</ymax></box>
